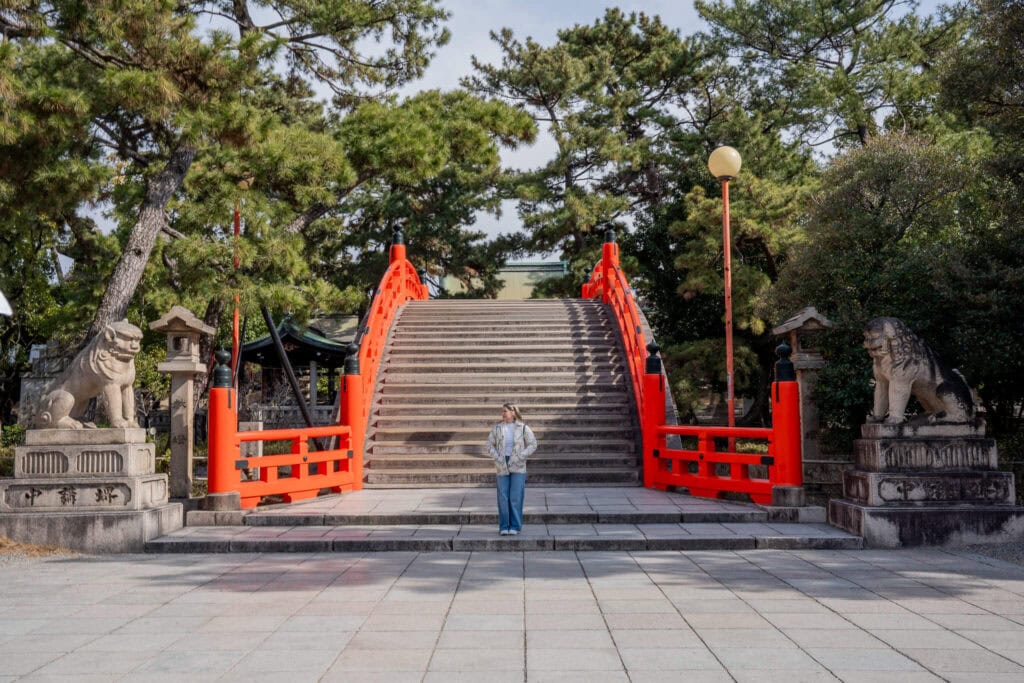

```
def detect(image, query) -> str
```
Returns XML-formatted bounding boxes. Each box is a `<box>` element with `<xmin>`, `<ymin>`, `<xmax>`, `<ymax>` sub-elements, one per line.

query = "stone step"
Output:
<box><xmin>395</xmin><ymin>322</ymin><xmax>611</xmax><ymax>330</ymax></box>
<box><xmin>364</xmin><ymin>468</ymin><xmax>640</xmax><ymax>485</ymax></box>
<box><xmin>370</xmin><ymin>425</ymin><xmax>635</xmax><ymax>442</ymax></box>
<box><xmin>381</xmin><ymin>362</ymin><xmax>624</xmax><ymax>374</ymax></box>
<box><xmin>381</xmin><ymin>374</ymin><xmax>627</xmax><ymax>385</ymax></box>
<box><xmin>391</xmin><ymin>335</ymin><xmax>615</xmax><ymax>344</ymax></box>
<box><xmin>385</xmin><ymin>356</ymin><xmax>618</xmax><ymax>366</ymax></box>
<box><xmin>366</xmin><ymin>454</ymin><xmax>639</xmax><ymax>469</ymax></box>
<box><xmin>146</xmin><ymin>522</ymin><xmax>861</xmax><ymax>553</ymax></box>
<box><xmin>385</xmin><ymin>344</ymin><xmax>618</xmax><ymax>356</ymax></box>
<box><xmin>242</xmin><ymin>507</ymin><xmax>767</xmax><ymax>526</ymax></box>
<box><xmin>377</xmin><ymin>383</ymin><xmax>627</xmax><ymax>395</ymax></box>
<box><xmin>376</xmin><ymin>395</ymin><xmax>630</xmax><ymax>406</ymax></box>
<box><xmin>367</xmin><ymin>440</ymin><xmax>636</xmax><ymax>455</ymax></box>
<box><xmin>401</xmin><ymin>301</ymin><xmax>603</xmax><ymax>309</ymax></box>
<box><xmin>362</xmin><ymin>481</ymin><xmax>642</xmax><ymax>489</ymax></box>
<box><xmin>366</xmin><ymin>298</ymin><xmax>640</xmax><ymax>489</ymax></box>
<box><xmin>375</xmin><ymin>405</ymin><xmax>630</xmax><ymax>417</ymax></box>
<box><xmin>371</xmin><ymin>415</ymin><xmax>632</xmax><ymax>428</ymax></box>
<box><xmin>392</xmin><ymin>323</ymin><xmax>615</xmax><ymax>332</ymax></box>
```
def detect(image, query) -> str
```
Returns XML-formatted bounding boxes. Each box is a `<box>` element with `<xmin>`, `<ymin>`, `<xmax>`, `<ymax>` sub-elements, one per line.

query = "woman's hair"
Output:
<box><xmin>502</xmin><ymin>402</ymin><xmax>524</xmax><ymax>422</ymax></box>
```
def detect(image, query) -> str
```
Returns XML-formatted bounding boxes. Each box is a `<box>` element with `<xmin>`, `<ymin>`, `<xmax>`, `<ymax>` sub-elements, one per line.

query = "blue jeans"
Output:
<box><xmin>496</xmin><ymin>472</ymin><xmax>526</xmax><ymax>532</ymax></box>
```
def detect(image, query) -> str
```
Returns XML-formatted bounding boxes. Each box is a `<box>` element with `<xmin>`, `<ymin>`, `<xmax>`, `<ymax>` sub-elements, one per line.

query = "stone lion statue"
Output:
<box><xmin>34</xmin><ymin>320</ymin><xmax>143</xmax><ymax>429</ymax></box>
<box><xmin>863</xmin><ymin>317</ymin><xmax>975</xmax><ymax>424</ymax></box>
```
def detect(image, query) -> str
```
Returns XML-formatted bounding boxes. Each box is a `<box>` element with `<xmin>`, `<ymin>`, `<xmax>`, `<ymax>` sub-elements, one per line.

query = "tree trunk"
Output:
<box><xmin>285</xmin><ymin>202</ymin><xmax>329</xmax><ymax>234</ymax></box>
<box><xmin>192</xmin><ymin>297</ymin><xmax>225</xmax><ymax>411</ymax></box>
<box><xmin>86</xmin><ymin>145</ymin><xmax>196</xmax><ymax>340</ymax></box>
<box><xmin>739</xmin><ymin>337</ymin><xmax>775</xmax><ymax>428</ymax></box>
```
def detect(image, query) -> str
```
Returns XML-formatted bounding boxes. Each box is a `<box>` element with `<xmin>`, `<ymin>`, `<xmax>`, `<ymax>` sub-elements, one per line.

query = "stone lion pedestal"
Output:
<box><xmin>830</xmin><ymin>421</ymin><xmax>1024</xmax><ymax>547</ymax></box>
<box><xmin>0</xmin><ymin>429</ymin><xmax>182</xmax><ymax>552</ymax></box>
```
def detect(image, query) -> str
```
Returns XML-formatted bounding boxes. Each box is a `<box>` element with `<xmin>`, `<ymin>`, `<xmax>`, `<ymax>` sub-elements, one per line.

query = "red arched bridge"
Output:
<box><xmin>206</xmin><ymin>231</ymin><xmax>802</xmax><ymax>509</ymax></box>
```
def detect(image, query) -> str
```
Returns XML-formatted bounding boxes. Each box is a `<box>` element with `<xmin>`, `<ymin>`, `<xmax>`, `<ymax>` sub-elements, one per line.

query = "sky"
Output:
<box><xmin>403</xmin><ymin>1</ymin><xmax>705</xmax><ymax>253</ymax></box>
<box><xmin>397</xmin><ymin>0</ymin><xmax>949</xmax><ymax>256</ymax></box>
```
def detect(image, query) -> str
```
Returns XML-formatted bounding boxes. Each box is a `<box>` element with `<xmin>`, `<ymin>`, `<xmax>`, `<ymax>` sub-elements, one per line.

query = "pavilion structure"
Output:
<box><xmin>238</xmin><ymin>317</ymin><xmax>354</xmax><ymax>425</ymax></box>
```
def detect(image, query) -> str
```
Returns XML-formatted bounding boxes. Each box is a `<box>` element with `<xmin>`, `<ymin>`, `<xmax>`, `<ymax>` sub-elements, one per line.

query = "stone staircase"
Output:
<box><xmin>150</xmin><ymin>487</ymin><xmax>860</xmax><ymax>553</ymax></box>
<box><xmin>364</xmin><ymin>299</ymin><xmax>641</xmax><ymax>487</ymax></box>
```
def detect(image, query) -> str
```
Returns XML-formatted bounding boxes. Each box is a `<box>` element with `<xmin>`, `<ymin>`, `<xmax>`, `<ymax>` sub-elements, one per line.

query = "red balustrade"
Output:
<box><xmin>207</xmin><ymin>383</ymin><xmax>358</xmax><ymax>509</ymax></box>
<box><xmin>344</xmin><ymin>238</ymin><xmax>429</xmax><ymax>449</ymax></box>
<box><xmin>207</xmin><ymin>231</ymin><xmax>428</xmax><ymax>508</ymax></box>
<box><xmin>583</xmin><ymin>231</ymin><xmax>803</xmax><ymax>505</ymax></box>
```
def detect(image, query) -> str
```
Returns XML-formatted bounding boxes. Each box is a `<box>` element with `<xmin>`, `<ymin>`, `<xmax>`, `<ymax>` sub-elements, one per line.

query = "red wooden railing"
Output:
<box><xmin>206</xmin><ymin>229</ymin><xmax>428</xmax><ymax>509</ymax></box>
<box><xmin>583</xmin><ymin>230</ymin><xmax>803</xmax><ymax>505</ymax></box>
<box><xmin>342</xmin><ymin>234</ymin><xmax>430</xmax><ymax>460</ymax></box>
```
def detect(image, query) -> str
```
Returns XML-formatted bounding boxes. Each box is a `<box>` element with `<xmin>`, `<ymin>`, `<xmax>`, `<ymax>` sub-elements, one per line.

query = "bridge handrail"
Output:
<box><xmin>580</xmin><ymin>234</ymin><xmax>654</xmax><ymax>423</ymax></box>
<box><xmin>206</xmin><ymin>230</ymin><xmax>428</xmax><ymax>508</ymax></box>
<box><xmin>353</xmin><ymin>251</ymin><xmax>428</xmax><ymax>427</ymax></box>
<box><xmin>582</xmin><ymin>230</ymin><xmax>804</xmax><ymax>505</ymax></box>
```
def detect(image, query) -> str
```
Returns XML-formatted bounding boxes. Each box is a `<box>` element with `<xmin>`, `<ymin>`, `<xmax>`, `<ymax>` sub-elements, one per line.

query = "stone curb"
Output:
<box><xmin>147</xmin><ymin>530</ymin><xmax>862</xmax><ymax>553</ymax></box>
<box><xmin>236</xmin><ymin>509</ymin><xmax>773</xmax><ymax>528</ymax></box>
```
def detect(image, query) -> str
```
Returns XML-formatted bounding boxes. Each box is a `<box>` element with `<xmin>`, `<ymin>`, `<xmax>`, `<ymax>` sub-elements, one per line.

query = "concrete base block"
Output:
<box><xmin>771</xmin><ymin>485</ymin><xmax>806</xmax><ymax>507</ymax></box>
<box><xmin>185</xmin><ymin>509</ymin><xmax>247</xmax><ymax>526</ymax></box>
<box><xmin>0</xmin><ymin>474</ymin><xmax>169</xmax><ymax>512</ymax></box>
<box><xmin>854</xmin><ymin>436</ymin><xmax>997</xmax><ymax>471</ymax></box>
<box><xmin>843</xmin><ymin>469</ymin><xmax>1015</xmax><ymax>506</ymax></box>
<box><xmin>200</xmin><ymin>492</ymin><xmax>241</xmax><ymax>511</ymax></box>
<box><xmin>860</xmin><ymin>421</ymin><xmax>986</xmax><ymax>440</ymax></box>
<box><xmin>25</xmin><ymin>428</ymin><xmax>148</xmax><ymax>446</ymax></box>
<box><xmin>829</xmin><ymin>499</ymin><xmax>1024</xmax><ymax>548</ymax></box>
<box><xmin>15</xmin><ymin>442</ymin><xmax>156</xmax><ymax>478</ymax></box>
<box><xmin>760</xmin><ymin>504</ymin><xmax>827</xmax><ymax>524</ymax></box>
<box><xmin>0</xmin><ymin>503</ymin><xmax>183</xmax><ymax>553</ymax></box>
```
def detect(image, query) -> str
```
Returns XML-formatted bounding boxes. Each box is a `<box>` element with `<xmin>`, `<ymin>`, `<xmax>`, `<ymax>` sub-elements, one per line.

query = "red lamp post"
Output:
<box><xmin>707</xmin><ymin>146</ymin><xmax>742</xmax><ymax>428</ymax></box>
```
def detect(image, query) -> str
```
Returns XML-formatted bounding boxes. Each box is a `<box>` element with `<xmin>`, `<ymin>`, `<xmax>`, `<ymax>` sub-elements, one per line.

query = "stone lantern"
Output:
<box><xmin>149</xmin><ymin>306</ymin><xmax>215</xmax><ymax>499</ymax></box>
<box><xmin>772</xmin><ymin>307</ymin><xmax>833</xmax><ymax>471</ymax></box>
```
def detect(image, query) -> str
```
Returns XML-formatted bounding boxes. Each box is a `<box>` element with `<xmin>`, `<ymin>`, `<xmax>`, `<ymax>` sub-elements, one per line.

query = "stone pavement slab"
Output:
<box><xmin>237</xmin><ymin>486</ymin><xmax>775</xmax><ymax>525</ymax></box>
<box><xmin>149</xmin><ymin>520</ymin><xmax>860</xmax><ymax>552</ymax></box>
<box><xmin>2</xmin><ymin>547</ymin><xmax>1024</xmax><ymax>680</ymax></box>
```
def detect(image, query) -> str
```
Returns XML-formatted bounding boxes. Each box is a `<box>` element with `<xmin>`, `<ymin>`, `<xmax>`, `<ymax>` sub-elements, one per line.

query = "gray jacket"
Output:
<box><xmin>487</xmin><ymin>421</ymin><xmax>537</xmax><ymax>475</ymax></box>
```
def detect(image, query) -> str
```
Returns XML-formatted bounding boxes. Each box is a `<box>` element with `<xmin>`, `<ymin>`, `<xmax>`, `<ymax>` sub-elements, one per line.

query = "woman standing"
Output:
<box><xmin>487</xmin><ymin>403</ymin><xmax>537</xmax><ymax>535</ymax></box>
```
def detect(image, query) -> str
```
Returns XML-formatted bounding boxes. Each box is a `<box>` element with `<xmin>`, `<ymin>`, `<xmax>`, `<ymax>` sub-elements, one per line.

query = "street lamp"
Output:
<box><xmin>707</xmin><ymin>146</ymin><xmax>742</xmax><ymax>428</ymax></box>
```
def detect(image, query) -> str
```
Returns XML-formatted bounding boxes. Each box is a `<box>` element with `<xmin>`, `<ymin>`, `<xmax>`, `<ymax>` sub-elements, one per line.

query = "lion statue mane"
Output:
<box><xmin>863</xmin><ymin>317</ymin><xmax>975</xmax><ymax>425</ymax></box>
<box><xmin>34</xmin><ymin>320</ymin><xmax>143</xmax><ymax>429</ymax></box>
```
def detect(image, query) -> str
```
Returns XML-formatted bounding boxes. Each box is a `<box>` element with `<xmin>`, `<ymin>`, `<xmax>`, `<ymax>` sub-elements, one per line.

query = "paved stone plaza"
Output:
<box><xmin>3</xmin><ymin>547</ymin><xmax>1024</xmax><ymax>681</ymax></box>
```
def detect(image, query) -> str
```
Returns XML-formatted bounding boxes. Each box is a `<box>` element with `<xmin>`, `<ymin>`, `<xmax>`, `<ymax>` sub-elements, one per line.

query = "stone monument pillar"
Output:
<box><xmin>829</xmin><ymin>317</ymin><xmax>1024</xmax><ymax>547</ymax></box>
<box><xmin>149</xmin><ymin>306</ymin><xmax>215</xmax><ymax>499</ymax></box>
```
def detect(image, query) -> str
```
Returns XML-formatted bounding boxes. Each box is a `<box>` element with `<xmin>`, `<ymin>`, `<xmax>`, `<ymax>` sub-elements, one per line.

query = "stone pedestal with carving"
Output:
<box><xmin>830</xmin><ymin>422</ymin><xmax>1024</xmax><ymax>547</ymax></box>
<box><xmin>0</xmin><ymin>428</ymin><xmax>182</xmax><ymax>552</ymax></box>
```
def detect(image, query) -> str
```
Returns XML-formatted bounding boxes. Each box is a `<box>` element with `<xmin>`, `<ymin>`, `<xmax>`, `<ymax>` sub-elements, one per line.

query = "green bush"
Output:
<box><xmin>998</xmin><ymin>432</ymin><xmax>1024</xmax><ymax>505</ymax></box>
<box><xmin>1</xmin><ymin>425</ymin><xmax>25</xmax><ymax>477</ymax></box>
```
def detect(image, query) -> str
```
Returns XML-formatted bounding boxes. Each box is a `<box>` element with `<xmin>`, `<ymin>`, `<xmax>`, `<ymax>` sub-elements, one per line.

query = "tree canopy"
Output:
<box><xmin>2</xmin><ymin>0</ymin><xmax>1022</xmax><ymax>446</ymax></box>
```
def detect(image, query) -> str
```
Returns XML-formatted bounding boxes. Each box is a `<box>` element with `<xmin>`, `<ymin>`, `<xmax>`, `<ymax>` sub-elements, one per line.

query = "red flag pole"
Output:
<box><xmin>231</xmin><ymin>199</ymin><xmax>241</xmax><ymax>385</ymax></box>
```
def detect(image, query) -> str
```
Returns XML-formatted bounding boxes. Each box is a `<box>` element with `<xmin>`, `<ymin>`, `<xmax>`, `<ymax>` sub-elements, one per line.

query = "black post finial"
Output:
<box><xmin>605</xmin><ymin>228</ymin><xmax>617</xmax><ymax>244</ymax></box>
<box><xmin>775</xmin><ymin>341</ymin><xmax>795</xmax><ymax>382</ymax></box>
<box><xmin>392</xmin><ymin>227</ymin><xmax>405</xmax><ymax>246</ymax></box>
<box><xmin>344</xmin><ymin>342</ymin><xmax>360</xmax><ymax>375</ymax></box>
<box><xmin>645</xmin><ymin>342</ymin><xmax>662</xmax><ymax>374</ymax></box>
<box><xmin>213</xmin><ymin>349</ymin><xmax>232</xmax><ymax>388</ymax></box>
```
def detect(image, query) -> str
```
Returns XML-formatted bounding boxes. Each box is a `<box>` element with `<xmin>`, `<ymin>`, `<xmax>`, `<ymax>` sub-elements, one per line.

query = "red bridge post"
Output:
<box><xmin>601</xmin><ymin>229</ymin><xmax>619</xmax><ymax>303</ymax></box>
<box><xmin>642</xmin><ymin>343</ymin><xmax>666</xmax><ymax>489</ymax></box>
<box><xmin>771</xmin><ymin>341</ymin><xmax>804</xmax><ymax>504</ymax></box>
<box><xmin>340</xmin><ymin>343</ymin><xmax>365</xmax><ymax>490</ymax></box>
<box><xmin>205</xmin><ymin>349</ymin><xmax>241</xmax><ymax>509</ymax></box>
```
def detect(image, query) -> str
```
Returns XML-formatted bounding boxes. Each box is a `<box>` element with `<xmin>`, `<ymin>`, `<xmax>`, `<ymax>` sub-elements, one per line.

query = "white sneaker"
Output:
<box><xmin>509</xmin><ymin>530</ymin><xmax>519</xmax><ymax>535</ymax></box>
<box><xmin>500</xmin><ymin>530</ymin><xmax>510</xmax><ymax>536</ymax></box>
